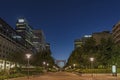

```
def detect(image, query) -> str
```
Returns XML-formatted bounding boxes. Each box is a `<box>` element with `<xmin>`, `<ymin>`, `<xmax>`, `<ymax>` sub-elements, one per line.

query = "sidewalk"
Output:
<box><xmin>7</xmin><ymin>73</ymin><xmax>120</xmax><ymax>80</ymax></box>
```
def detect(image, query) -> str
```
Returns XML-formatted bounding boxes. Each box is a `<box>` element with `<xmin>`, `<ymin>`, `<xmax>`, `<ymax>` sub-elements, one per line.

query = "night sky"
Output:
<box><xmin>1</xmin><ymin>0</ymin><xmax>120</xmax><ymax>61</ymax></box>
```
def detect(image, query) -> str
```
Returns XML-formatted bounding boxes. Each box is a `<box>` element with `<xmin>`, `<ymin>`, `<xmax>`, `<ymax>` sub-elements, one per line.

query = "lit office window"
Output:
<box><xmin>18</xmin><ymin>19</ymin><xmax>25</xmax><ymax>23</ymax></box>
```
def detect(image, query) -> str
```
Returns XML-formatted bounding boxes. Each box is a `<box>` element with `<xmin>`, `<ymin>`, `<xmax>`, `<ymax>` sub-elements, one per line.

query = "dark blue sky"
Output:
<box><xmin>1</xmin><ymin>0</ymin><xmax>120</xmax><ymax>60</ymax></box>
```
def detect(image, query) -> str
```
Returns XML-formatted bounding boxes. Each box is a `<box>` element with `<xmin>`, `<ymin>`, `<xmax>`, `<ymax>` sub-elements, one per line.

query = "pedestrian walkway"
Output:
<box><xmin>8</xmin><ymin>72</ymin><xmax>120</xmax><ymax>80</ymax></box>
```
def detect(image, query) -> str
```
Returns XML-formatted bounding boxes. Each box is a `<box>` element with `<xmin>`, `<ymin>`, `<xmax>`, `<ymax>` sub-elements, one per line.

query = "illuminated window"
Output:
<box><xmin>18</xmin><ymin>19</ymin><xmax>25</xmax><ymax>23</ymax></box>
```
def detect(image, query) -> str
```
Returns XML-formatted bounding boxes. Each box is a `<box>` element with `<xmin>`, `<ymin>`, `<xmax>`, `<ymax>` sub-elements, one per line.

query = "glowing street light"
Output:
<box><xmin>69</xmin><ymin>66</ymin><xmax>71</xmax><ymax>69</ymax></box>
<box><xmin>90</xmin><ymin>57</ymin><xmax>94</xmax><ymax>77</ymax></box>
<box><xmin>90</xmin><ymin>57</ymin><xmax>94</xmax><ymax>62</ymax></box>
<box><xmin>43</xmin><ymin>61</ymin><xmax>46</xmax><ymax>71</ymax></box>
<box><xmin>73</xmin><ymin>64</ymin><xmax>76</xmax><ymax>69</ymax></box>
<box><xmin>46</xmin><ymin>63</ymin><xmax>49</xmax><ymax>71</ymax></box>
<box><xmin>26</xmin><ymin>54</ymin><xmax>31</xmax><ymax>79</ymax></box>
<box><xmin>43</xmin><ymin>61</ymin><xmax>46</xmax><ymax>65</ymax></box>
<box><xmin>47</xmin><ymin>63</ymin><xmax>49</xmax><ymax>66</ymax></box>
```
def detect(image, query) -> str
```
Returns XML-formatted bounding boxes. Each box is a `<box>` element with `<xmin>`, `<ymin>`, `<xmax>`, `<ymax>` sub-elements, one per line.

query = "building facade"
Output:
<box><xmin>112</xmin><ymin>22</ymin><xmax>120</xmax><ymax>44</ymax></box>
<box><xmin>33</xmin><ymin>30</ymin><xmax>46</xmax><ymax>52</ymax></box>
<box><xmin>74</xmin><ymin>35</ymin><xmax>92</xmax><ymax>49</ymax></box>
<box><xmin>92</xmin><ymin>31</ymin><xmax>111</xmax><ymax>45</ymax></box>
<box><xmin>74</xmin><ymin>39</ymin><xmax>83</xmax><ymax>49</ymax></box>
<box><xmin>0</xmin><ymin>18</ymin><xmax>29</xmax><ymax>70</ymax></box>
<box><xmin>0</xmin><ymin>17</ymin><xmax>51</xmax><ymax>70</ymax></box>
<box><xmin>16</xmin><ymin>18</ymin><xmax>34</xmax><ymax>49</ymax></box>
<box><xmin>74</xmin><ymin>31</ymin><xmax>111</xmax><ymax>48</ymax></box>
<box><xmin>46</xmin><ymin>43</ymin><xmax>50</xmax><ymax>50</ymax></box>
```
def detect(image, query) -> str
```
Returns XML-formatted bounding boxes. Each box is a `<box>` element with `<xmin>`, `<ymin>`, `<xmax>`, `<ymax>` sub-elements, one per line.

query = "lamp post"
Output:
<box><xmin>47</xmin><ymin>63</ymin><xmax>49</xmax><ymax>71</ymax></box>
<box><xmin>69</xmin><ymin>66</ymin><xmax>71</xmax><ymax>69</ymax></box>
<box><xmin>73</xmin><ymin>64</ymin><xmax>76</xmax><ymax>69</ymax></box>
<box><xmin>47</xmin><ymin>63</ymin><xmax>49</xmax><ymax>68</ymax></box>
<box><xmin>43</xmin><ymin>61</ymin><xmax>46</xmax><ymax>67</ymax></box>
<box><xmin>90</xmin><ymin>57</ymin><xmax>94</xmax><ymax>77</ymax></box>
<box><xmin>43</xmin><ymin>61</ymin><xmax>46</xmax><ymax>71</ymax></box>
<box><xmin>26</xmin><ymin>54</ymin><xmax>31</xmax><ymax>79</ymax></box>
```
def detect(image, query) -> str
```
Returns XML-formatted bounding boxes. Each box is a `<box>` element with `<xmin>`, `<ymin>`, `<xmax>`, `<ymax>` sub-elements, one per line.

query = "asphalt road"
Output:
<box><xmin>9</xmin><ymin>72</ymin><xmax>119</xmax><ymax>80</ymax></box>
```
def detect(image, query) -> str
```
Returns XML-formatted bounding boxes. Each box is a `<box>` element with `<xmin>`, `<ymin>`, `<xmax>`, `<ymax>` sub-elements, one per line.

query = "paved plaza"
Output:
<box><xmin>8</xmin><ymin>72</ymin><xmax>120</xmax><ymax>80</ymax></box>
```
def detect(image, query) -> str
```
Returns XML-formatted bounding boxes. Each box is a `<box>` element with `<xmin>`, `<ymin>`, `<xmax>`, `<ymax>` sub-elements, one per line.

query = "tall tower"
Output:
<box><xmin>33</xmin><ymin>30</ymin><xmax>46</xmax><ymax>52</ymax></box>
<box><xmin>16</xmin><ymin>18</ymin><xmax>33</xmax><ymax>49</ymax></box>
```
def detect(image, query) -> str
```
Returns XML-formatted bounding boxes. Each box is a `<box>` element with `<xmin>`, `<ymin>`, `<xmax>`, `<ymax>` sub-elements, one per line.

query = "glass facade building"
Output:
<box><xmin>33</xmin><ymin>30</ymin><xmax>46</xmax><ymax>52</ymax></box>
<box><xmin>0</xmin><ymin>18</ymin><xmax>29</xmax><ymax>70</ymax></box>
<box><xmin>16</xmin><ymin>18</ymin><xmax>34</xmax><ymax>49</ymax></box>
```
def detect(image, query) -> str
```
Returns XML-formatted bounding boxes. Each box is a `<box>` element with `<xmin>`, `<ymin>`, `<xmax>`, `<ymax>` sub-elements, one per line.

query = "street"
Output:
<box><xmin>9</xmin><ymin>72</ymin><xmax>120</xmax><ymax>80</ymax></box>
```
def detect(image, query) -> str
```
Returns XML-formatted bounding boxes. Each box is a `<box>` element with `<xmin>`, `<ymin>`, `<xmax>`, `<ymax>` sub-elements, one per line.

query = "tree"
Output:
<box><xmin>66</xmin><ymin>37</ymin><xmax>120</xmax><ymax>69</ymax></box>
<box><xmin>32</xmin><ymin>49</ymin><xmax>55</xmax><ymax>67</ymax></box>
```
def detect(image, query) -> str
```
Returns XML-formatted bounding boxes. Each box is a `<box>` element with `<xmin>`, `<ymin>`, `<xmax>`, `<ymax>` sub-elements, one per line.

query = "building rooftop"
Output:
<box><xmin>114</xmin><ymin>21</ymin><xmax>120</xmax><ymax>27</ymax></box>
<box><xmin>93</xmin><ymin>31</ymin><xmax>110</xmax><ymax>34</ymax></box>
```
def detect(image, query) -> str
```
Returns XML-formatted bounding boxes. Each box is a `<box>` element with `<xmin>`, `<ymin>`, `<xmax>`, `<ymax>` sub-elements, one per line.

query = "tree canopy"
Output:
<box><xmin>66</xmin><ymin>37</ymin><xmax>120</xmax><ymax>69</ymax></box>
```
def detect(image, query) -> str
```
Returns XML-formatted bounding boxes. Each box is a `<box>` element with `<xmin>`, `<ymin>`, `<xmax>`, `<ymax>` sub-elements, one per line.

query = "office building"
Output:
<box><xmin>74</xmin><ymin>31</ymin><xmax>111</xmax><ymax>48</ymax></box>
<box><xmin>92</xmin><ymin>31</ymin><xmax>111</xmax><ymax>45</ymax></box>
<box><xmin>74</xmin><ymin>35</ymin><xmax>92</xmax><ymax>49</ymax></box>
<box><xmin>33</xmin><ymin>30</ymin><xmax>46</xmax><ymax>52</ymax></box>
<box><xmin>112</xmin><ymin>21</ymin><xmax>120</xmax><ymax>44</ymax></box>
<box><xmin>74</xmin><ymin>39</ymin><xmax>83</xmax><ymax>49</ymax></box>
<box><xmin>0</xmin><ymin>18</ymin><xmax>29</xmax><ymax>70</ymax></box>
<box><xmin>16</xmin><ymin>18</ymin><xmax>33</xmax><ymax>49</ymax></box>
<box><xmin>46</xmin><ymin>43</ymin><xmax>50</xmax><ymax>50</ymax></box>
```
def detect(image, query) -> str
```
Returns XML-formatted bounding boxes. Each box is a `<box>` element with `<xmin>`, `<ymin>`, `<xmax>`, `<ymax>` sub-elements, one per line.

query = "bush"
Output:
<box><xmin>0</xmin><ymin>70</ymin><xmax>7</xmax><ymax>75</ymax></box>
<box><xmin>0</xmin><ymin>67</ymin><xmax>45</xmax><ymax>80</ymax></box>
<box><xmin>8</xmin><ymin>73</ymin><xmax>25</xmax><ymax>78</ymax></box>
<box><xmin>0</xmin><ymin>69</ymin><xmax>25</xmax><ymax>80</ymax></box>
<box><xmin>117</xmin><ymin>68</ymin><xmax>120</xmax><ymax>73</ymax></box>
<box><xmin>20</xmin><ymin>67</ymin><xmax>44</xmax><ymax>75</ymax></box>
<box><xmin>10</xmin><ymin>67</ymin><xmax>22</xmax><ymax>74</ymax></box>
<box><xmin>75</xmin><ymin>69</ymin><xmax>111</xmax><ymax>73</ymax></box>
<box><xmin>0</xmin><ymin>75</ymin><xmax>8</xmax><ymax>80</ymax></box>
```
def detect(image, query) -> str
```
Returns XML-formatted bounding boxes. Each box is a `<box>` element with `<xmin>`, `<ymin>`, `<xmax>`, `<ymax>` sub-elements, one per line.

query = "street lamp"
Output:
<box><xmin>73</xmin><ymin>64</ymin><xmax>76</xmax><ymax>69</ymax></box>
<box><xmin>47</xmin><ymin>63</ymin><xmax>49</xmax><ymax>67</ymax></box>
<box><xmin>26</xmin><ymin>54</ymin><xmax>31</xmax><ymax>79</ymax></box>
<box><xmin>90</xmin><ymin>57</ymin><xmax>94</xmax><ymax>77</ymax></box>
<box><xmin>69</xmin><ymin>66</ymin><xmax>71</xmax><ymax>69</ymax></box>
<box><xmin>43</xmin><ymin>61</ymin><xmax>46</xmax><ymax>67</ymax></box>
<box><xmin>47</xmin><ymin>63</ymin><xmax>49</xmax><ymax>71</ymax></box>
<box><xmin>43</xmin><ymin>61</ymin><xmax>46</xmax><ymax>69</ymax></box>
<box><xmin>43</xmin><ymin>61</ymin><xmax>46</xmax><ymax>65</ymax></box>
<box><xmin>90</xmin><ymin>57</ymin><xmax>94</xmax><ymax>62</ymax></box>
